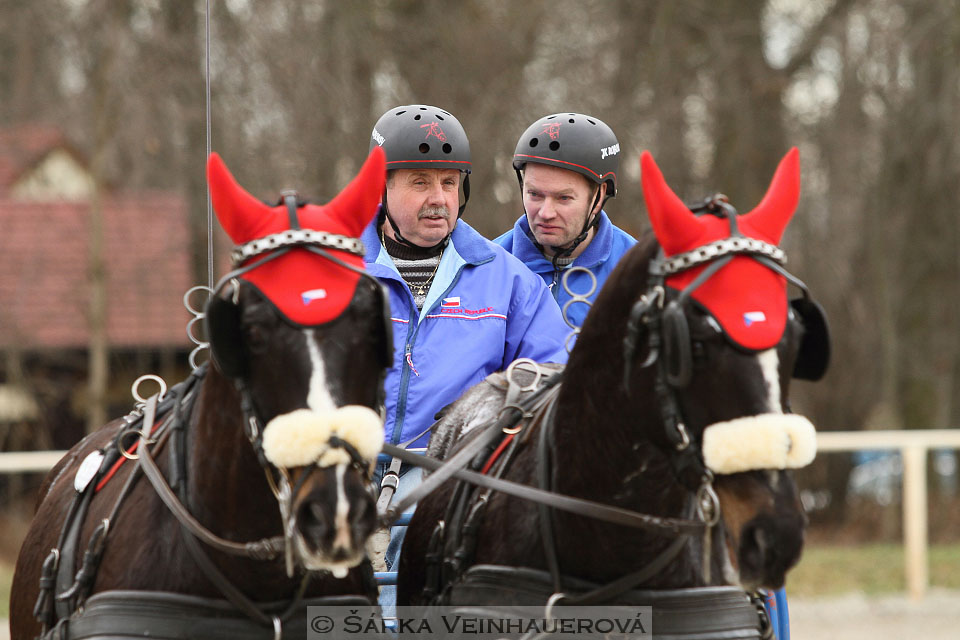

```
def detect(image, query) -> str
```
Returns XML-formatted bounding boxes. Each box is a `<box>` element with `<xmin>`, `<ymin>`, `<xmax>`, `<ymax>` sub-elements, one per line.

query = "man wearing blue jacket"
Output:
<box><xmin>494</xmin><ymin>113</ymin><xmax>636</xmax><ymax>331</ymax></box>
<box><xmin>364</xmin><ymin>105</ymin><xmax>570</xmax><ymax>613</ymax></box>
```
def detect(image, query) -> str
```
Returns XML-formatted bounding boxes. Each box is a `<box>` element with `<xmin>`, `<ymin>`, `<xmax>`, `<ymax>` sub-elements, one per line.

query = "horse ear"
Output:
<box><xmin>741</xmin><ymin>147</ymin><xmax>800</xmax><ymax>244</ymax></box>
<box><xmin>640</xmin><ymin>151</ymin><xmax>704</xmax><ymax>255</ymax></box>
<box><xmin>207</xmin><ymin>152</ymin><xmax>272</xmax><ymax>243</ymax></box>
<box><xmin>320</xmin><ymin>146</ymin><xmax>386</xmax><ymax>237</ymax></box>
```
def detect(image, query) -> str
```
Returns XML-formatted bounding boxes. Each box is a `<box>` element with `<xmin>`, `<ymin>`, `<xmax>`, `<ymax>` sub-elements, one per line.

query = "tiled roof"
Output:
<box><xmin>0</xmin><ymin>193</ymin><xmax>196</xmax><ymax>349</ymax></box>
<box><xmin>0</xmin><ymin>123</ymin><xmax>82</xmax><ymax>190</ymax></box>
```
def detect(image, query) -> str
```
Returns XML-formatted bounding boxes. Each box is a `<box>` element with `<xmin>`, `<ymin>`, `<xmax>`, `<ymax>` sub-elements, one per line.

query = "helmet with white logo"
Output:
<box><xmin>370</xmin><ymin>105</ymin><xmax>471</xmax><ymax>174</ymax></box>
<box><xmin>513</xmin><ymin>113</ymin><xmax>618</xmax><ymax>197</ymax></box>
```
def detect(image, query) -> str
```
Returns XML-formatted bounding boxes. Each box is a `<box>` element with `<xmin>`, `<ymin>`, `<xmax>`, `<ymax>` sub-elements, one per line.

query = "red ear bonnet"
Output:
<box><xmin>641</xmin><ymin>148</ymin><xmax>800</xmax><ymax>350</ymax></box>
<box><xmin>207</xmin><ymin>147</ymin><xmax>386</xmax><ymax>325</ymax></box>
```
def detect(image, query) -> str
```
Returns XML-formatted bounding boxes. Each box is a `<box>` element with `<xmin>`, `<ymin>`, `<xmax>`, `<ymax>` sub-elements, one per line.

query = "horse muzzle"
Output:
<box><xmin>259</xmin><ymin>405</ymin><xmax>383</xmax><ymax>577</ymax></box>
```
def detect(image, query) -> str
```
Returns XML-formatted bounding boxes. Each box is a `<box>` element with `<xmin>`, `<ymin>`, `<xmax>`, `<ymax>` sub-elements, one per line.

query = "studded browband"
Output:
<box><xmin>230</xmin><ymin>229</ymin><xmax>365</xmax><ymax>267</ymax></box>
<box><xmin>650</xmin><ymin>236</ymin><xmax>786</xmax><ymax>277</ymax></box>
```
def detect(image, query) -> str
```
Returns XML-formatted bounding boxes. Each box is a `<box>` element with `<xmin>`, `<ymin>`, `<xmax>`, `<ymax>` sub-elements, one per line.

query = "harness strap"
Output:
<box><xmin>380</xmin><ymin>445</ymin><xmax>706</xmax><ymax>536</ymax></box>
<box><xmin>178</xmin><ymin>522</ymin><xmax>309</xmax><ymax>628</ymax></box>
<box><xmin>136</xmin><ymin>393</ymin><xmax>284</xmax><ymax>560</ymax></box>
<box><xmin>443</xmin><ymin>388</ymin><xmax>558</xmax><ymax>588</ymax></box>
<box><xmin>52</xmin><ymin>485</ymin><xmax>94</xmax><ymax>620</ymax></box>
<box><xmin>165</xmin><ymin>391</ymin><xmax>322</xmax><ymax>633</ymax></box>
<box><xmin>375</xmin><ymin>456</ymin><xmax>403</xmax><ymax>512</ymax></box>
<box><xmin>381</xmin><ymin>371</ymin><xmax>565</xmax><ymax>526</ymax></box>
<box><xmin>559</xmin><ymin>532</ymin><xmax>691</xmax><ymax>606</ymax></box>
<box><xmin>381</xmin><ymin>415</ymin><xmax>509</xmax><ymax>526</ymax></box>
<box><xmin>375</xmin><ymin>422</ymin><xmax>436</xmax><ymax>516</ymax></box>
<box><xmin>50</xmin><ymin>591</ymin><xmax>374</xmax><ymax>640</ymax></box>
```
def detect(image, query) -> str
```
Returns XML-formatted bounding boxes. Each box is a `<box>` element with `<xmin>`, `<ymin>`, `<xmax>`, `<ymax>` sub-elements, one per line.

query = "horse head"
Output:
<box><xmin>630</xmin><ymin>148</ymin><xmax>829</xmax><ymax>590</ymax></box>
<box><xmin>204</xmin><ymin>148</ymin><xmax>389</xmax><ymax>577</ymax></box>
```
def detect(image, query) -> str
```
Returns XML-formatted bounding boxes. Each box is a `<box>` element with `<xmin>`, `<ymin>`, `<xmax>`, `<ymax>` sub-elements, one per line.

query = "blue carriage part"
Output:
<box><xmin>763</xmin><ymin>587</ymin><xmax>790</xmax><ymax>640</ymax></box>
<box><xmin>375</xmin><ymin>572</ymin><xmax>397</xmax><ymax>585</ymax></box>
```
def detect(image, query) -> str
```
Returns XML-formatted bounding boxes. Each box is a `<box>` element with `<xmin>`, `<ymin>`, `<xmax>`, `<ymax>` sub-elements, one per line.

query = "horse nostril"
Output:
<box><xmin>298</xmin><ymin>502</ymin><xmax>330</xmax><ymax>547</ymax></box>
<box><xmin>740</xmin><ymin>523</ymin><xmax>768</xmax><ymax>576</ymax></box>
<box><xmin>752</xmin><ymin>527</ymin><xmax>768</xmax><ymax>558</ymax></box>
<box><xmin>352</xmin><ymin>497</ymin><xmax>377</xmax><ymax>537</ymax></box>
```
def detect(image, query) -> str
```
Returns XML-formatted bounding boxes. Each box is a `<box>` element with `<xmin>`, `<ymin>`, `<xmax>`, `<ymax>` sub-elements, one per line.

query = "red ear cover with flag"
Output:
<box><xmin>640</xmin><ymin>148</ymin><xmax>800</xmax><ymax>351</ymax></box>
<box><xmin>207</xmin><ymin>147</ymin><xmax>386</xmax><ymax>325</ymax></box>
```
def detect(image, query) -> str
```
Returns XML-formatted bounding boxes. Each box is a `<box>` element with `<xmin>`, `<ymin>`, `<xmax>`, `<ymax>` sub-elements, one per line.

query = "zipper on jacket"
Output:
<box><xmin>550</xmin><ymin>269</ymin><xmax>561</xmax><ymax>302</ymax></box>
<box><xmin>391</xmin><ymin>263</ymin><xmax>467</xmax><ymax>446</ymax></box>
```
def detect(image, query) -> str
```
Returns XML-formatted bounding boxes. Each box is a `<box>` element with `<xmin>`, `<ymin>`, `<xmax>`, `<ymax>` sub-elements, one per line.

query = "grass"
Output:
<box><xmin>786</xmin><ymin>543</ymin><xmax>960</xmax><ymax>597</ymax></box>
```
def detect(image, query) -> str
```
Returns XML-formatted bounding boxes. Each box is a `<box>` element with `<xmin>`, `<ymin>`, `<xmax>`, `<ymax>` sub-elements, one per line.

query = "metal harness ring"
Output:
<box><xmin>696</xmin><ymin>480</ymin><xmax>721</xmax><ymax>527</ymax></box>
<box><xmin>132</xmin><ymin>375</ymin><xmax>167</xmax><ymax>405</ymax></box>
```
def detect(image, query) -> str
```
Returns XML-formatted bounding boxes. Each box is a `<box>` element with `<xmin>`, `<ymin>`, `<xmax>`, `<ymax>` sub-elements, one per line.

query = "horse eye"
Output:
<box><xmin>692</xmin><ymin>340</ymin><xmax>707</xmax><ymax>364</ymax></box>
<box><xmin>244</xmin><ymin>323</ymin><xmax>269</xmax><ymax>353</ymax></box>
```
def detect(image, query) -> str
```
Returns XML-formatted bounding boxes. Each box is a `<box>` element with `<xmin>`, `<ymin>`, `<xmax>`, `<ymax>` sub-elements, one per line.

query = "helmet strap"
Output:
<box><xmin>458</xmin><ymin>174</ymin><xmax>470</xmax><ymax>218</ymax></box>
<box><xmin>545</xmin><ymin>185</ymin><xmax>604</xmax><ymax>270</ymax></box>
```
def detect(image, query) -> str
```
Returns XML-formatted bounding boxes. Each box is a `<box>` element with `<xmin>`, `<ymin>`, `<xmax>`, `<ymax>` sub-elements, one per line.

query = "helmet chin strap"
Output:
<box><xmin>380</xmin><ymin>174</ymin><xmax>470</xmax><ymax>252</ymax></box>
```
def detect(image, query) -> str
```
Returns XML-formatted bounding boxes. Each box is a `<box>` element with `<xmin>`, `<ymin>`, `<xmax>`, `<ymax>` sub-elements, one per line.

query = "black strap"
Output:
<box><xmin>53</xmin><ymin>485</ymin><xmax>94</xmax><ymax>620</ymax></box>
<box><xmin>381</xmin><ymin>371</ymin><xmax>565</xmax><ymax>525</ymax></box>
<box><xmin>136</xmin><ymin>394</ymin><xmax>283</xmax><ymax>560</ymax></box>
<box><xmin>381</xmin><ymin>411</ymin><xmax>516</xmax><ymax>525</ymax></box>
<box><xmin>558</xmin><ymin>531</ymin><xmax>691</xmax><ymax>606</ymax></box>
<box><xmin>281</xmin><ymin>191</ymin><xmax>300</xmax><ymax>230</ymax></box>
<box><xmin>381</xmin><ymin>444</ymin><xmax>705</xmax><ymax>536</ymax></box>
<box><xmin>536</xmin><ymin>398</ymin><xmax>562</xmax><ymax>593</ymax></box>
<box><xmin>60</xmin><ymin>591</ymin><xmax>374</xmax><ymax>640</ymax></box>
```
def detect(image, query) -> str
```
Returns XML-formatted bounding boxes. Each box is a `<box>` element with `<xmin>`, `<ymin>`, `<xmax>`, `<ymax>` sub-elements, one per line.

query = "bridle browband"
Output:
<box><xmin>230</xmin><ymin>228</ymin><xmax>365</xmax><ymax>266</ymax></box>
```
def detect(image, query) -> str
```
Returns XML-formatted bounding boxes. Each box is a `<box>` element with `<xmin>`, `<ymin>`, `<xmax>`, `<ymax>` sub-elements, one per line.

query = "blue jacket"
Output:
<box><xmin>493</xmin><ymin>211</ymin><xmax>636</xmax><ymax>330</ymax></box>
<box><xmin>363</xmin><ymin>218</ymin><xmax>570</xmax><ymax>449</ymax></box>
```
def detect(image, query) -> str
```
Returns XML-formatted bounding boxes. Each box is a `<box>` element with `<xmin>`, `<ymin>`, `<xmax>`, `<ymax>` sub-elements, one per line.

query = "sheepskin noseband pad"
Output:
<box><xmin>262</xmin><ymin>406</ymin><xmax>383</xmax><ymax>469</ymax></box>
<box><xmin>701</xmin><ymin>413</ymin><xmax>816</xmax><ymax>474</ymax></box>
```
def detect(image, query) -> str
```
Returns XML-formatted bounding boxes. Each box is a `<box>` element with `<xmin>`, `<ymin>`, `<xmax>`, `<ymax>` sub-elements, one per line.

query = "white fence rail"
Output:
<box><xmin>815</xmin><ymin>429</ymin><xmax>960</xmax><ymax>601</ymax></box>
<box><xmin>0</xmin><ymin>450</ymin><xmax>67</xmax><ymax>474</ymax></box>
<box><xmin>4</xmin><ymin>429</ymin><xmax>960</xmax><ymax>600</ymax></box>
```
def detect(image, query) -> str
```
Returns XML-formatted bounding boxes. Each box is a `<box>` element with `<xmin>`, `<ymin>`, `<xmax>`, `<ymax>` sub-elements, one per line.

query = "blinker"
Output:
<box><xmin>790</xmin><ymin>297</ymin><xmax>830</xmax><ymax>381</ymax></box>
<box><xmin>205</xmin><ymin>283</ymin><xmax>246</xmax><ymax>379</ymax></box>
<box><xmin>204</xmin><ymin>279</ymin><xmax>394</xmax><ymax>380</ymax></box>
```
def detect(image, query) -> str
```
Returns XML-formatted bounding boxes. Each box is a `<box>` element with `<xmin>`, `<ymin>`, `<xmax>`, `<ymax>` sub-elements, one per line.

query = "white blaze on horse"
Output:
<box><xmin>396</xmin><ymin>148</ymin><xmax>828</xmax><ymax>638</ymax></box>
<box><xmin>11</xmin><ymin>148</ymin><xmax>392</xmax><ymax>640</ymax></box>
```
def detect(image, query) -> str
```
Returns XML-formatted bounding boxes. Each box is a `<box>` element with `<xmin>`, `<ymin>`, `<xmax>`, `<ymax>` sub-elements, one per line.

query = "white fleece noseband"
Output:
<box><xmin>701</xmin><ymin>413</ymin><xmax>816</xmax><ymax>474</ymax></box>
<box><xmin>262</xmin><ymin>405</ymin><xmax>383</xmax><ymax>469</ymax></box>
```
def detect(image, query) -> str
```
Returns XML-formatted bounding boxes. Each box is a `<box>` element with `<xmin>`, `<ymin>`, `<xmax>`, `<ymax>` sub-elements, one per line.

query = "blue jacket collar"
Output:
<box><xmin>509</xmin><ymin>210</ymin><xmax>615</xmax><ymax>273</ymax></box>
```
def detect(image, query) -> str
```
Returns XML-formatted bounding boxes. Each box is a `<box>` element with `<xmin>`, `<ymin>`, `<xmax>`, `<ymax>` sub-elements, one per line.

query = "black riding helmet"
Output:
<box><xmin>370</xmin><ymin>105</ymin><xmax>472</xmax><ymax>249</ymax></box>
<box><xmin>513</xmin><ymin>113</ymin><xmax>619</xmax><ymax>265</ymax></box>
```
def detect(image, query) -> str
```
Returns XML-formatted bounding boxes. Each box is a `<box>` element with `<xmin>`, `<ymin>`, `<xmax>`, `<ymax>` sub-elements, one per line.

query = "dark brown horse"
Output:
<box><xmin>397</xmin><ymin>149</ymin><xmax>827</xmax><ymax>627</ymax></box>
<box><xmin>11</xmin><ymin>148</ymin><xmax>391</xmax><ymax>640</ymax></box>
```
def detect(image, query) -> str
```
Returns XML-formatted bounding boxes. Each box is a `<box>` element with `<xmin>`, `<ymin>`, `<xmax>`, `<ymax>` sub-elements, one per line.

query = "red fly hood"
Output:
<box><xmin>208</xmin><ymin>147</ymin><xmax>385</xmax><ymax>325</ymax></box>
<box><xmin>640</xmin><ymin>148</ymin><xmax>800</xmax><ymax>351</ymax></box>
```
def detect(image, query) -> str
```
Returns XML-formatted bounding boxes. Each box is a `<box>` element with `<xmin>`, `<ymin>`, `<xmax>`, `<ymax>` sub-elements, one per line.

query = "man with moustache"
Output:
<box><xmin>495</xmin><ymin>113</ymin><xmax>635</xmax><ymax>330</ymax></box>
<box><xmin>362</xmin><ymin>105</ymin><xmax>570</xmax><ymax>611</ymax></box>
